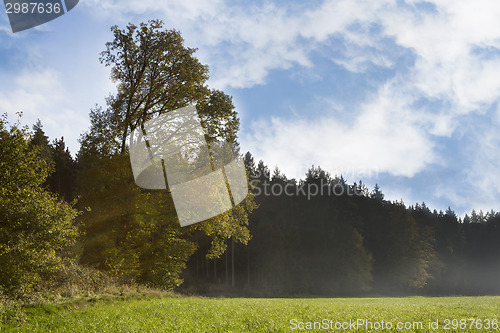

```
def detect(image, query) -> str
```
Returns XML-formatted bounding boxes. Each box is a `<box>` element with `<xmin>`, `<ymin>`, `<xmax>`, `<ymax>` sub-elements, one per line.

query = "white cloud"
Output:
<box><xmin>81</xmin><ymin>0</ymin><xmax>499</xmax><ymax>208</ymax></box>
<box><xmin>0</xmin><ymin>67</ymin><xmax>91</xmax><ymax>154</ymax></box>
<box><xmin>0</xmin><ymin>69</ymin><xmax>64</xmax><ymax>119</ymax></box>
<box><xmin>379</xmin><ymin>0</ymin><xmax>500</xmax><ymax>111</ymax></box>
<box><xmin>433</xmin><ymin>122</ymin><xmax>500</xmax><ymax>215</ymax></box>
<box><xmin>0</xmin><ymin>11</ymin><xmax>117</xmax><ymax>154</ymax></box>
<box><xmin>79</xmin><ymin>0</ymin><xmax>390</xmax><ymax>89</ymax></box>
<box><xmin>78</xmin><ymin>0</ymin><xmax>500</xmax><ymax>116</ymax></box>
<box><xmin>243</xmin><ymin>80</ymin><xmax>435</xmax><ymax>180</ymax></box>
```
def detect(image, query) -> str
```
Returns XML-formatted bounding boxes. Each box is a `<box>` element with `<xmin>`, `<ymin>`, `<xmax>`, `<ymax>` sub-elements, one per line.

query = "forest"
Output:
<box><xmin>1</xmin><ymin>20</ymin><xmax>499</xmax><ymax>301</ymax></box>
<box><xmin>184</xmin><ymin>158</ymin><xmax>500</xmax><ymax>296</ymax></box>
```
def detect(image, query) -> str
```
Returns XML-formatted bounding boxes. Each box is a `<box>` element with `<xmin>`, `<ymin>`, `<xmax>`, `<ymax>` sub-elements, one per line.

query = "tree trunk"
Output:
<box><xmin>225</xmin><ymin>244</ymin><xmax>229</xmax><ymax>286</ymax></box>
<box><xmin>231</xmin><ymin>238</ymin><xmax>235</xmax><ymax>287</ymax></box>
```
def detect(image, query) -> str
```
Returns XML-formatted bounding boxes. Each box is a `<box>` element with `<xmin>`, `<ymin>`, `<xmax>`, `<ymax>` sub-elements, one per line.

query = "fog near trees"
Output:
<box><xmin>182</xmin><ymin>154</ymin><xmax>500</xmax><ymax>296</ymax></box>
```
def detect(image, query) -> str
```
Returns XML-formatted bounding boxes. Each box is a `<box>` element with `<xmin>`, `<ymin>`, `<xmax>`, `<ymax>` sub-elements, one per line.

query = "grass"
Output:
<box><xmin>1</xmin><ymin>296</ymin><xmax>499</xmax><ymax>332</ymax></box>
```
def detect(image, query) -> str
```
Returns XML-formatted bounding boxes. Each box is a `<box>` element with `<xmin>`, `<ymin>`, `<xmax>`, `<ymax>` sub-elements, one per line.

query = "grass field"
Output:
<box><xmin>1</xmin><ymin>296</ymin><xmax>499</xmax><ymax>332</ymax></box>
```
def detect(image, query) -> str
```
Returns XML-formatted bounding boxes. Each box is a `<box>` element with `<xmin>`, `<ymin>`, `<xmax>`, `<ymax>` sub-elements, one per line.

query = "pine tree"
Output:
<box><xmin>371</xmin><ymin>184</ymin><xmax>384</xmax><ymax>201</ymax></box>
<box><xmin>47</xmin><ymin>137</ymin><xmax>76</xmax><ymax>201</ymax></box>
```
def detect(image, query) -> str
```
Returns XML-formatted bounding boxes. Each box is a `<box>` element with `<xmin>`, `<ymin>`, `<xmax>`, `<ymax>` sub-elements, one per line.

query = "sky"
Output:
<box><xmin>1</xmin><ymin>0</ymin><xmax>500</xmax><ymax>216</ymax></box>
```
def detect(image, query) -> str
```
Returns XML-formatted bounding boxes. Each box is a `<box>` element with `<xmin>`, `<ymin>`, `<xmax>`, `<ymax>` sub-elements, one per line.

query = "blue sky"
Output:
<box><xmin>1</xmin><ymin>0</ymin><xmax>500</xmax><ymax>216</ymax></box>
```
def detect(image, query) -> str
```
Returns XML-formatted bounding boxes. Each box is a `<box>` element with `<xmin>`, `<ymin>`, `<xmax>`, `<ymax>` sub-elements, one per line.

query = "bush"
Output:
<box><xmin>0</xmin><ymin>115</ymin><xmax>78</xmax><ymax>300</ymax></box>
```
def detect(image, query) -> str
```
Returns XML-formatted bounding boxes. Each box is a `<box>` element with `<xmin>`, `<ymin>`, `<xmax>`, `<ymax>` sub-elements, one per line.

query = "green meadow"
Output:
<box><xmin>1</xmin><ymin>296</ymin><xmax>499</xmax><ymax>332</ymax></box>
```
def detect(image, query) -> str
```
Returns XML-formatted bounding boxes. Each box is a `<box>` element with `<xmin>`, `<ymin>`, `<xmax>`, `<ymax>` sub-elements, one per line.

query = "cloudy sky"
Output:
<box><xmin>1</xmin><ymin>0</ymin><xmax>500</xmax><ymax>216</ymax></box>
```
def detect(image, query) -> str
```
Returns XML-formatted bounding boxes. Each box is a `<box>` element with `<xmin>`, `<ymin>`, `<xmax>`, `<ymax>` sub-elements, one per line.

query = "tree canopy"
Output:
<box><xmin>0</xmin><ymin>115</ymin><xmax>78</xmax><ymax>298</ymax></box>
<box><xmin>76</xmin><ymin>20</ymin><xmax>255</xmax><ymax>289</ymax></box>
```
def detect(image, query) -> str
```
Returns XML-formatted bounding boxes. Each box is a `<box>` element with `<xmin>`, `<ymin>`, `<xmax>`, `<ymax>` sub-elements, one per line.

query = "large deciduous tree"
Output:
<box><xmin>96</xmin><ymin>19</ymin><xmax>238</xmax><ymax>153</ymax></box>
<box><xmin>76</xmin><ymin>20</ymin><xmax>255</xmax><ymax>288</ymax></box>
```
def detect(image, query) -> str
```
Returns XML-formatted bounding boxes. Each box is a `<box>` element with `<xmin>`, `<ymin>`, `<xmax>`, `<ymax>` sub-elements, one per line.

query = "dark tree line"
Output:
<box><xmin>182</xmin><ymin>153</ymin><xmax>500</xmax><ymax>296</ymax></box>
<box><xmin>30</xmin><ymin>120</ymin><xmax>76</xmax><ymax>202</ymax></box>
<box><xmin>5</xmin><ymin>118</ymin><xmax>500</xmax><ymax>298</ymax></box>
